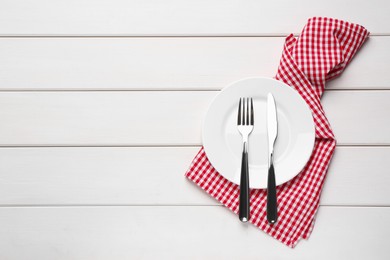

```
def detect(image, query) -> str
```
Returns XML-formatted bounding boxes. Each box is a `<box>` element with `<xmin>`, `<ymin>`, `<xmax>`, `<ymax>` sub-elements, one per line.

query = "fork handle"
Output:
<box><xmin>239</xmin><ymin>147</ymin><xmax>250</xmax><ymax>222</ymax></box>
<box><xmin>267</xmin><ymin>157</ymin><xmax>278</xmax><ymax>224</ymax></box>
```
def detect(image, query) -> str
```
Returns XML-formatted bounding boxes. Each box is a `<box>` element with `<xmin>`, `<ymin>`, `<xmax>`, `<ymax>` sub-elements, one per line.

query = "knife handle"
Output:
<box><xmin>267</xmin><ymin>158</ymin><xmax>278</xmax><ymax>224</ymax></box>
<box><xmin>239</xmin><ymin>149</ymin><xmax>250</xmax><ymax>222</ymax></box>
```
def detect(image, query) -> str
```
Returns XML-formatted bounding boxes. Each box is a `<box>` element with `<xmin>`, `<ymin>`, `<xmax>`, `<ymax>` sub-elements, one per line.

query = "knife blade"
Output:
<box><xmin>267</xmin><ymin>93</ymin><xmax>278</xmax><ymax>224</ymax></box>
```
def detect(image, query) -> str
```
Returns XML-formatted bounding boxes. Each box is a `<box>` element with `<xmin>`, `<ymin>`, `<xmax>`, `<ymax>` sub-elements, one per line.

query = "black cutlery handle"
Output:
<box><xmin>267</xmin><ymin>160</ymin><xmax>278</xmax><ymax>224</ymax></box>
<box><xmin>239</xmin><ymin>150</ymin><xmax>250</xmax><ymax>222</ymax></box>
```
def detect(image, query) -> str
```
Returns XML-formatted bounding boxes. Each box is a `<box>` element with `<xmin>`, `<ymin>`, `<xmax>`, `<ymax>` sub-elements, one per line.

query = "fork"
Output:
<box><xmin>237</xmin><ymin>97</ymin><xmax>254</xmax><ymax>222</ymax></box>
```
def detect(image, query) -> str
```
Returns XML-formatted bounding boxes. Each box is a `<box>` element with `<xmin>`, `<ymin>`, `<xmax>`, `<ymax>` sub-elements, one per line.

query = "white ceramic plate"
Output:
<box><xmin>203</xmin><ymin>77</ymin><xmax>315</xmax><ymax>189</ymax></box>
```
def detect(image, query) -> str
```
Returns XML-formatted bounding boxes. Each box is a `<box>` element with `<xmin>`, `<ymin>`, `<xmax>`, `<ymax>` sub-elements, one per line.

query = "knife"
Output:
<box><xmin>267</xmin><ymin>93</ymin><xmax>278</xmax><ymax>224</ymax></box>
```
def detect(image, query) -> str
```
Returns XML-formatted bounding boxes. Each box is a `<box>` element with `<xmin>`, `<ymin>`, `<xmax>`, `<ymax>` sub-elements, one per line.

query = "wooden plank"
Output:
<box><xmin>0</xmin><ymin>206</ymin><xmax>388</xmax><ymax>259</ymax></box>
<box><xmin>0</xmin><ymin>147</ymin><xmax>388</xmax><ymax>206</ymax></box>
<box><xmin>0</xmin><ymin>0</ymin><xmax>387</xmax><ymax>35</ymax></box>
<box><xmin>0</xmin><ymin>36</ymin><xmax>385</xmax><ymax>90</ymax></box>
<box><xmin>0</xmin><ymin>91</ymin><xmax>388</xmax><ymax>146</ymax></box>
<box><xmin>321</xmin><ymin>147</ymin><xmax>390</xmax><ymax>205</ymax></box>
<box><xmin>322</xmin><ymin>91</ymin><xmax>390</xmax><ymax>145</ymax></box>
<box><xmin>0</xmin><ymin>91</ymin><xmax>213</xmax><ymax>146</ymax></box>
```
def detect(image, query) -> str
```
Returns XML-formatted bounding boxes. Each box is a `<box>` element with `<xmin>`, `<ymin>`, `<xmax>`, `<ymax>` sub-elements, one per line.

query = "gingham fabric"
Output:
<box><xmin>185</xmin><ymin>17</ymin><xmax>369</xmax><ymax>247</ymax></box>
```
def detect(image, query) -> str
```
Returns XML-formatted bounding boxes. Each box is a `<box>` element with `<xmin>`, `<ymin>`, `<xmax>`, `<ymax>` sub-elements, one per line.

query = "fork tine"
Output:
<box><xmin>237</xmin><ymin>98</ymin><xmax>242</xmax><ymax>125</ymax></box>
<box><xmin>246</xmin><ymin>98</ymin><xmax>249</xmax><ymax>125</ymax></box>
<box><xmin>241</xmin><ymin>98</ymin><xmax>246</xmax><ymax>125</ymax></box>
<box><xmin>250</xmin><ymin>98</ymin><xmax>254</xmax><ymax>125</ymax></box>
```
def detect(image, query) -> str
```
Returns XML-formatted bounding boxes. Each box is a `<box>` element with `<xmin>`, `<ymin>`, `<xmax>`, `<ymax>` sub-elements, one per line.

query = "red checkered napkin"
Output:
<box><xmin>185</xmin><ymin>17</ymin><xmax>369</xmax><ymax>247</ymax></box>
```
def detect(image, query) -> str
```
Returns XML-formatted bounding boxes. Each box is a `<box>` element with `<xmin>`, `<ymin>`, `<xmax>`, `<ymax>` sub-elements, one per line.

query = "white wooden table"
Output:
<box><xmin>0</xmin><ymin>1</ymin><xmax>389</xmax><ymax>259</ymax></box>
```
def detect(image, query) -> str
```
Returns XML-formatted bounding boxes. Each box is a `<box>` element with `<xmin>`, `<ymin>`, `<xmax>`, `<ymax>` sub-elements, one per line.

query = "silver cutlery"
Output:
<box><xmin>237</xmin><ymin>97</ymin><xmax>254</xmax><ymax>222</ymax></box>
<box><xmin>267</xmin><ymin>93</ymin><xmax>278</xmax><ymax>224</ymax></box>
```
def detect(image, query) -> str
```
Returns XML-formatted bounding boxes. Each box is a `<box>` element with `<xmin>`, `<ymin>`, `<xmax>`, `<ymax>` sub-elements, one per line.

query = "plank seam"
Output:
<box><xmin>0</xmin><ymin>33</ymin><xmax>388</xmax><ymax>37</ymax></box>
<box><xmin>0</xmin><ymin>144</ymin><xmax>388</xmax><ymax>148</ymax></box>
<box><xmin>0</xmin><ymin>89</ymin><xmax>389</xmax><ymax>92</ymax></box>
<box><xmin>0</xmin><ymin>205</ymin><xmax>387</xmax><ymax>208</ymax></box>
